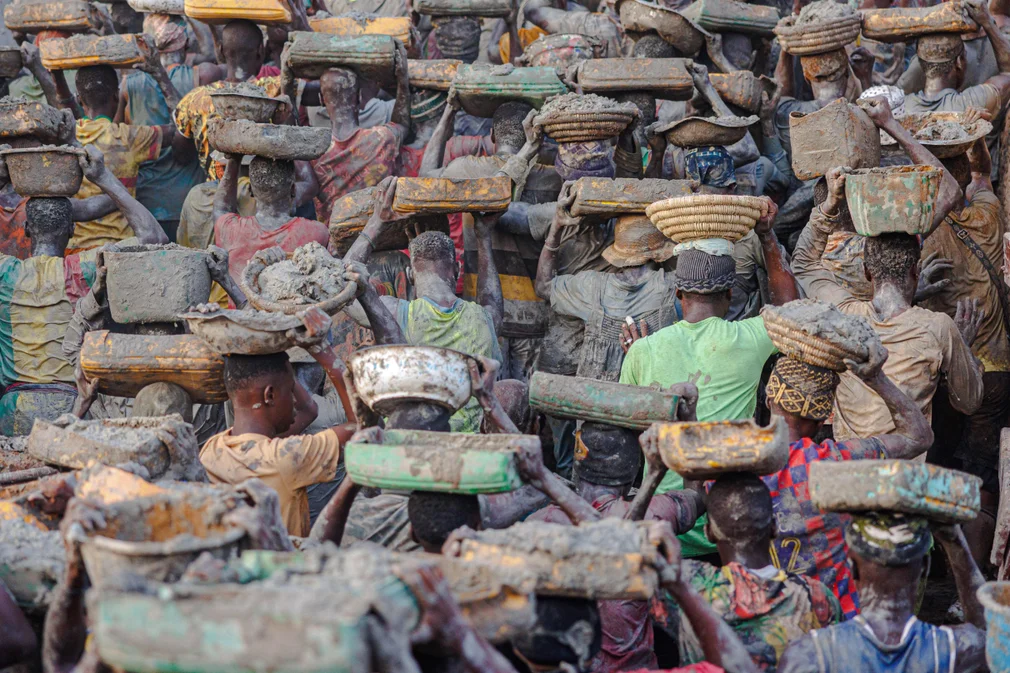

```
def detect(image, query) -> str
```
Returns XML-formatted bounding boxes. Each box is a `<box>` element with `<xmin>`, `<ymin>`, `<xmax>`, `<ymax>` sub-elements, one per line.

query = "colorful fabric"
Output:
<box><xmin>676</xmin><ymin>561</ymin><xmax>841</xmax><ymax>672</ymax></box>
<box><xmin>766</xmin><ymin>357</ymin><xmax>840</xmax><ymax>421</ymax></box>
<box><xmin>684</xmin><ymin>146</ymin><xmax>737</xmax><ymax>189</ymax></box>
<box><xmin>124</xmin><ymin>64</ymin><xmax>204</xmax><ymax>222</ymax></box>
<box><xmin>0</xmin><ymin>195</ymin><xmax>30</xmax><ymax>260</ymax></box>
<box><xmin>397</xmin><ymin>144</ymin><xmax>425</xmax><ymax>178</ymax></box>
<box><xmin>846</xmin><ymin>513</ymin><xmax>931</xmax><ymax>567</ymax></box>
<box><xmin>555</xmin><ymin>140</ymin><xmax>615</xmax><ymax>181</ymax></box>
<box><xmin>498</xmin><ymin>25</ymin><xmax>549</xmax><ymax>65</ymax></box>
<box><xmin>309</xmin><ymin>124</ymin><xmax>404</xmax><ymax>225</ymax></box>
<box><xmin>174</xmin><ymin>77</ymin><xmax>284</xmax><ymax>177</ymax></box>
<box><xmin>625</xmin><ymin>665</ymin><xmax>724</xmax><ymax>673</ymax></box>
<box><xmin>392</xmin><ymin>296</ymin><xmax>502</xmax><ymax>433</ymax></box>
<box><xmin>213</xmin><ymin>214</ymin><xmax>329</xmax><ymax>292</ymax></box>
<box><xmin>761</xmin><ymin>437</ymin><xmax>887</xmax><ymax>619</ymax></box>
<box><xmin>808</xmin><ymin>617</ymin><xmax>954</xmax><ymax>673</ymax></box>
<box><xmin>0</xmin><ymin>384</ymin><xmax>76</xmax><ymax>436</ymax></box>
<box><xmin>142</xmin><ymin>13</ymin><xmax>187</xmax><ymax>52</ymax></box>
<box><xmin>72</xmin><ymin>118</ymin><xmax>163</xmax><ymax>249</ymax></box>
<box><xmin>200</xmin><ymin>428</ymin><xmax>343</xmax><ymax>537</ymax></box>
<box><xmin>0</xmin><ymin>251</ymin><xmax>98</xmax><ymax>391</ymax></box>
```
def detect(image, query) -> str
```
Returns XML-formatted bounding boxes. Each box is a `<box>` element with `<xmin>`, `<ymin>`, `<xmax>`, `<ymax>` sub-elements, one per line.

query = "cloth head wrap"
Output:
<box><xmin>684</xmin><ymin>146</ymin><xmax>736</xmax><ymax>189</ymax></box>
<box><xmin>143</xmin><ymin>13</ymin><xmax>188</xmax><ymax>53</ymax></box>
<box><xmin>845</xmin><ymin>512</ymin><xmax>932</xmax><ymax>566</ymax></box>
<box><xmin>555</xmin><ymin>140</ymin><xmax>615</xmax><ymax>181</ymax></box>
<box><xmin>411</xmin><ymin>89</ymin><xmax>447</xmax><ymax>123</ymax></box>
<box><xmin>674</xmin><ymin>248</ymin><xmax>736</xmax><ymax>294</ymax></box>
<box><xmin>858</xmin><ymin>85</ymin><xmax>905</xmax><ymax>117</ymax></box>
<box><xmin>765</xmin><ymin>356</ymin><xmax>839</xmax><ymax>421</ymax></box>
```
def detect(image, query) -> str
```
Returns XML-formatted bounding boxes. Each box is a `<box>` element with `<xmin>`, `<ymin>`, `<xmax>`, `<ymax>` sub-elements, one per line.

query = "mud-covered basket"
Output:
<box><xmin>761</xmin><ymin>299</ymin><xmax>877</xmax><ymax>372</ymax></box>
<box><xmin>880</xmin><ymin>111</ymin><xmax>992</xmax><ymax>160</ymax></box>
<box><xmin>653</xmin><ymin>417</ymin><xmax>790</xmax><ymax>479</ymax></box>
<box><xmin>207</xmin><ymin>118</ymin><xmax>331</xmax><ymax>161</ymax></box>
<box><xmin>646</xmin><ymin>193</ymin><xmax>764</xmax><ymax>243</ymax></box>
<box><xmin>408</xmin><ymin>59</ymin><xmax>462</xmax><ymax>91</ymax></box>
<box><xmin>656</xmin><ymin>114</ymin><xmax>758</xmax><ymax>148</ymax></box>
<box><xmin>860</xmin><ymin>0</ymin><xmax>977</xmax><ymax>43</ymax></box>
<box><xmin>77</xmin><ymin>490</ymin><xmax>247</xmax><ymax>588</ymax></box>
<box><xmin>774</xmin><ymin>13</ymin><xmax>861</xmax><ymax>55</ymax></box>
<box><xmin>209</xmin><ymin>87</ymin><xmax>281</xmax><ymax>123</ymax></box>
<box><xmin>391</xmin><ymin>176</ymin><xmax>511</xmax><ymax>214</ymax></box>
<box><xmin>618</xmin><ymin>0</ymin><xmax>706</xmax><ymax>55</ymax></box>
<box><xmin>344</xmin><ymin>427</ymin><xmax>531</xmax><ymax>494</ymax></box>
<box><xmin>181</xmin><ymin>307</ymin><xmax>302</xmax><ymax>355</ymax></box>
<box><xmin>517</xmin><ymin>33</ymin><xmax>601</xmax><ymax>69</ymax></box>
<box><xmin>239</xmin><ymin>247</ymin><xmax>358</xmax><ymax>316</ymax></box>
<box><xmin>845</xmin><ymin>165</ymin><xmax>941</xmax><ymax>236</ymax></box>
<box><xmin>0</xmin><ymin>145</ymin><xmax>84</xmax><ymax>197</ymax></box>
<box><xmin>347</xmin><ymin>345</ymin><xmax>475</xmax><ymax>414</ymax></box>
<box><xmin>569</xmin><ymin>177</ymin><xmax>697</xmax><ymax>216</ymax></box>
<box><xmin>809</xmin><ymin>460</ymin><xmax>981</xmax><ymax>522</ymax></box>
<box><xmin>534</xmin><ymin>93</ymin><xmax>639</xmax><ymax>143</ymax></box>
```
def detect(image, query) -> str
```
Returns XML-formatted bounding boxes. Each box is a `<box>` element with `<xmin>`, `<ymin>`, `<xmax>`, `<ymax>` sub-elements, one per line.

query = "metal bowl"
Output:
<box><xmin>348</xmin><ymin>345</ymin><xmax>474</xmax><ymax>414</ymax></box>
<box><xmin>209</xmin><ymin>91</ymin><xmax>281</xmax><ymax>123</ymax></box>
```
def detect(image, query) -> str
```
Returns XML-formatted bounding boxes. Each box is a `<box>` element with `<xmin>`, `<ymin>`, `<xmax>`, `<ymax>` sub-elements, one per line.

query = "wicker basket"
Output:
<box><xmin>646</xmin><ymin>194</ymin><xmax>764</xmax><ymax>243</ymax></box>
<box><xmin>774</xmin><ymin>14</ymin><xmax>861</xmax><ymax>55</ymax></box>
<box><xmin>761</xmin><ymin>299</ymin><xmax>876</xmax><ymax>371</ymax></box>
<box><xmin>536</xmin><ymin>104</ymin><xmax>638</xmax><ymax>143</ymax></box>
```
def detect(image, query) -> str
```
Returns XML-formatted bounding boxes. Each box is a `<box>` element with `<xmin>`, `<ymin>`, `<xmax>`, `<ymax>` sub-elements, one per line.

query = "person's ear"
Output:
<box><xmin>263</xmin><ymin>384</ymin><xmax>275</xmax><ymax>407</ymax></box>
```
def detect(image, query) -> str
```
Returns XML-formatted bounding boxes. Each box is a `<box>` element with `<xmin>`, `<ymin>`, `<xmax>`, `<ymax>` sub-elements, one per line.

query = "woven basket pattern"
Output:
<box><xmin>775</xmin><ymin>15</ymin><xmax>861</xmax><ymax>55</ymax></box>
<box><xmin>646</xmin><ymin>194</ymin><xmax>763</xmax><ymax>243</ymax></box>
<box><xmin>762</xmin><ymin>316</ymin><xmax>862</xmax><ymax>371</ymax></box>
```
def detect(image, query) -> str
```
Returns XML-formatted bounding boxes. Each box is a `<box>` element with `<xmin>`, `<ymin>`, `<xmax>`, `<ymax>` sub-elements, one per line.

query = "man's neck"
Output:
<box><xmin>226</xmin><ymin>65</ymin><xmax>257</xmax><ymax>83</ymax></box>
<box><xmin>231</xmin><ymin>409</ymin><xmax>277</xmax><ymax>438</ymax></box>
<box><xmin>414</xmin><ymin>272</ymin><xmax>458</xmax><ymax>308</ymax></box>
<box><xmin>923</xmin><ymin>76</ymin><xmax>957</xmax><ymax>99</ymax></box>
<box><xmin>329</xmin><ymin>104</ymin><xmax>360</xmax><ymax>139</ymax></box>
<box><xmin>719</xmin><ymin>542</ymin><xmax>775</xmax><ymax>570</ymax></box>
<box><xmin>871</xmin><ymin>282</ymin><xmax>912</xmax><ymax>321</ymax></box>
<box><xmin>83</xmin><ymin>108</ymin><xmax>115</xmax><ymax>122</ymax></box>
<box><xmin>256</xmin><ymin>200</ymin><xmax>293</xmax><ymax>231</ymax></box>
<box><xmin>857</xmin><ymin>584</ymin><xmax>918</xmax><ymax>646</ymax></box>
<box><xmin>31</xmin><ymin>241</ymin><xmax>65</xmax><ymax>258</ymax></box>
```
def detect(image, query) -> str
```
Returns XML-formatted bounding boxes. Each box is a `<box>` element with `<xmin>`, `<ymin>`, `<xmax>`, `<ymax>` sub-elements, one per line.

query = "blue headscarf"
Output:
<box><xmin>684</xmin><ymin>145</ymin><xmax>736</xmax><ymax>189</ymax></box>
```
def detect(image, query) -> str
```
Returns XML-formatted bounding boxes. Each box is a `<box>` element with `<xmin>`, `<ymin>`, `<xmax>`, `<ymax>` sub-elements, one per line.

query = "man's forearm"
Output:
<box><xmin>419</xmin><ymin>106</ymin><xmax>456</xmax><ymax>176</ymax></box>
<box><xmin>217</xmin><ymin>274</ymin><xmax>248</xmax><ymax>308</ymax></box>
<box><xmin>475</xmin><ymin>233</ymin><xmax>503</xmax><ymax>334</ymax></box>
<box><xmin>624</xmin><ymin>466</ymin><xmax>666</xmax><ymax>521</ymax></box>
<box><xmin>343</xmin><ymin>217</ymin><xmax>380</xmax><ymax>265</ymax></box>
<box><xmin>540</xmin><ymin>472</ymin><xmax>602</xmax><ymax>524</ymax></box>
<box><xmin>982</xmin><ymin>11</ymin><xmax>1010</xmax><ymax>72</ymax></box>
<box><xmin>318</xmin><ymin>479</ymin><xmax>362</xmax><ymax>546</ymax></box>
<box><xmin>151</xmin><ymin>66</ymin><xmax>182</xmax><ymax>109</ymax></box>
<box><xmin>866</xmin><ymin>371</ymin><xmax>933</xmax><ymax>459</ymax></box>
<box><xmin>939</xmin><ymin>527</ymin><xmax>987</xmax><ymax>629</ymax></box>
<box><xmin>481</xmin><ymin>485</ymin><xmax>550</xmax><ymax>529</ymax></box>
<box><xmin>93</xmin><ymin>172</ymin><xmax>167</xmax><ymax>244</ymax></box>
<box><xmin>359</xmin><ymin>285</ymin><xmax>404</xmax><ymax>344</ymax></box>
<box><xmin>759</xmin><ymin>230</ymin><xmax>800</xmax><ymax>305</ymax></box>
<box><xmin>311</xmin><ymin>347</ymin><xmax>356</xmax><ymax>422</ymax></box>
<box><xmin>212</xmin><ymin>158</ymin><xmax>240</xmax><ymax>222</ymax></box>
<box><xmin>42</xmin><ymin>564</ymin><xmax>88</xmax><ymax>673</ymax></box>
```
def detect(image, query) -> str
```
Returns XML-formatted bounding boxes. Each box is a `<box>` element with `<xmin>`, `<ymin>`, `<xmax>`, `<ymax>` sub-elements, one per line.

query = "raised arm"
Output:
<box><xmin>689</xmin><ymin>62</ymin><xmax>759</xmax><ymax>164</ymax></box>
<box><xmin>474</xmin><ymin>211</ymin><xmax>503</xmax><ymax>336</ymax></box>
<box><xmin>0</xmin><ymin>580</ymin><xmax>36</xmax><ymax>668</ymax></box>
<box><xmin>343</xmin><ymin>261</ymin><xmax>405</xmax><ymax>345</ymax></box>
<box><xmin>754</xmin><ymin>197</ymin><xmax>800</xmax><ymax>305</ymax></box>
<box><xmin>206</xmin><ymin>245</ymin><xmax>248</xmax><ymax>309</ymax></box>
<box><xmin>933</xmin><ymin>524</ymin><xmax>987</xmax><ymax>673</ymax></box>
<box><xmin>134</xmin><ymin>43</ymin><xmax>181</xmax><ymax>110</ymax></box>
<box><xmin>289</xmin><ymin>307</ymin><xmax>356</xmax><ymax>424</ymax></box>
<box><xmin>212</xmin><ymin>153</ymin><xmax>242</xmax><ymax>224</ymax></box>
<box><xmin>860</xmin><ymin>96</ymin><xmax>961</xmax><ymax>235</ymax></box>
<box><xmin>419</xmin><ymin>87</ymin><xmax>461</xmax><ymax>177</ymax></box>
<box><xmin>534</xmin><ymin>184</ymin><xmax>581</xmax><ymax>302</ymax></box>
<box><xmin>389</xmin><ymin>40</ymin><xmax>411</xmax><ymax>138</ymax></box>
<box><xmin>317</xmin><ymin>474</ymin><xmax>362</xmax><ymax>546</ymax></box>
<box><xmin>966</xmin><ymin>0</ymin><xmax>1010</xmax><ymax>74</ymax></box>
<box><xmin>845</xmin><ymin>345</ymin><xmax>934</xmax><ymax>459</ymax></box>
<box><xmin>79</xmin><ymin>146</ymin><xmax>167</xmax><ymax>244</ymax></box>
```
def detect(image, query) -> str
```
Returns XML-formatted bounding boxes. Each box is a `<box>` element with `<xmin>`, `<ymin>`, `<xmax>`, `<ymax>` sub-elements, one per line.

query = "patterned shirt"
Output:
<box><xmin>678</xmin><ymin>561</ymin><xmax>841</xmax><ymax>672</ymax></box>
<box><xmin>72</xmin><ymin>118</ymin><xmax>162</xmax><ymax>250</ymax></box>
<box><xmin>310</xmin><ymin>124</ymin><xmax>405</xmax><ymax>225</ymax></box>
<box><xmin>213</xmin><ymin>214</ymin><xmax>330</xmax><ymax>292</ymax></box>
<box><xmin>761</xmin><ymin>437</ymin><xmax>886</xmax><ymax>619</ymax></box>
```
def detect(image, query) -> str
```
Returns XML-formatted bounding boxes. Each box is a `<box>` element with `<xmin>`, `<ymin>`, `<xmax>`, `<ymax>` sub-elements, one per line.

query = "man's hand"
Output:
<box><xmin>468</xmin><ymin>354</ymin><xmax>499</xmax><ymax>404</ymax></box>
<box><xmin>157</xmin><ymin>418</ymin><xmax>208</xmax><ymax>482</ymax></box>
<box><xmin>441</xmin><ymin>525</ymin><xmax>479</xmax><ymax>557</ymax></box>
<box><xmin>515</xmin><ymin>439</ymin><xmax>548</xmax><ymax>489</ymax></box>
<box><xmin>552</xmin><ymin>182</ymin><xmax>582</xmax><ymax>229</ymax></box>
<box><xmin>78</xmin><ymin>145</ymin><xmax>108</xmax><ymax>183</ymax></box>
<box><xmin>19</xmin><ymin>40</ymin><xmax>42</xmax><ymax>74</ymax></box>
<box><xmin>206</xmin><ymin>245</ymin><xmax>232</xmax><ymax>286</ymax></box>
<box><xmin>342</xmin><ymin>260</ymin><xmax>372</xmax><ymax>298</ymax></box>
<box><xmin>643</xmin><ymin>520</ymin><xmax>682</xmax><ymax>586</ymax></box>
<box><xmin>26</xmin><ymin>474</ymin><xmax>78</xmax><ymax>516</ymax></box>
<box><xmin>59</xmin><ymin>497</ymin><xmax>106</xmax><ymax>562</ymax></box>
<box><xmin>474</xmin><ymin>211</ymin><xmax>501</xmax><ymax>239</ymax></box>
<box><xmin>620</xmin><ymin>318</ymin><xmax>649</xmax><ymax>353</ymax></box>
<box><xmin>369</xmin><ymin>175</ymin><xmax>410</xmax><ymax>225</ymax></box>
<box><xmin>638</xmin><ymin>424</ymin><xmax>667</xmax><ymax>476</ymax></box>
<box><xmin>754</xmin><ymin>196</ymin><xmax>778</xmax><ymax>236</ymax></box>
<box><xmin>845</xmin><ymin>342</ymin><xmax>888</xmax><ymax>382</ymax></box>
<box><xmin>964</xmin><ymin>0</ymin><xmax>992</xmax><ymax>25</ymax></box>
<box><xmin>822</xmin><ymin>166</ymin><xmax>849</xmax><ymax>216</ymax></box>
<box><xmin>287</xmin><ymin>306</ymin><xmax>334</xmax><ymax>352</ymax></box>
<box><xmin>759</xmin><ymin>85</ymin><xmax>781</xmax><ymax>137</ymax></box>
<box><xmin>447</xmin><ymin>84</ymin><xmax>462</xmax><ymax>112</ymax></box>
<box><xmin>669</xmin><ymin>382</ymin><xmax>699</xmax><ymax>421</ymax></box>
<box><xmin>57</xmin><ymin>109</ymin><xmax>78</xmax><ymax>146</ymax></box>
<box><xmin>858</xmin><ymin>95</ymin><xmax>895</xmax><ymax>129</ymax></box>
<box><xmin>132</xmin><ymin>36</ymin><xmax>163</xmax><ymax>75</ymax></box>
<box><xmin>91</xmin><ymin>251</ymin><xmax>110</xmax><ymax>304</ymax></box>
<box><xmin>73</xmin><ymin>361</ymin><xmax>99</xmax><ymax>418</ymax></box>
<box><xmin>914</xmin><ymin>252</ymin><xmax>953</xmax><ymax>302</ymax></box>
<box><xmin>955</xmin><ymin>297</ymin><xmax>985</xmax><ymax>346</ymax></box>
<box><xmin>397</xmin><ymin>565</ymin><xmax>469</xmax><ymax>650</ymax></box>
<box><xmin>522</xmin><ymin>108</ymin><xmax>544</xmax><ymax>147</ymax></box>
<box><xmin>688</xmin><ymin>61</ymin><xmax>711</xmax><ymax>90</ymax></box>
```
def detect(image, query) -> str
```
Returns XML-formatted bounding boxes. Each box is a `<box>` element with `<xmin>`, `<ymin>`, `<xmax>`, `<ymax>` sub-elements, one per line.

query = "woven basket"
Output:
<box><xmin>761</xmin><ymin>300</ymin><xmax>875</xmax><ymax>371</ymax></box>
<box><xmin>537</xmin><ymin>108</ymin><xmax>637</xmax><ymax>143</ymax></box>
<box><xmin>647</xmin><ymin>194</ymin><xmax>763</xmax><ymax>243</ymax></box>
<box><xmin>774</xmin><ymin>15</ymin><xmax>860</xmax><ymax>55</ymax></box>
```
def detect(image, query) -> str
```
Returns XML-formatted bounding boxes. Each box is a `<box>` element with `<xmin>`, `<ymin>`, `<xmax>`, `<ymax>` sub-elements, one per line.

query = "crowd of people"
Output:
<box><xmin>0</xmin><ymin>0</ymin><xmax>1009</xmax><ymax>670</ymax></box>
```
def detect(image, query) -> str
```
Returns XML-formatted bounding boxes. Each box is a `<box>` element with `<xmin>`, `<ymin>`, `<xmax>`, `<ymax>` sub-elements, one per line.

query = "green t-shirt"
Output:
<box><xmin>619</xmin><ymin>316</ymin><xmax>777</xmax><ymax>556</ymax></box>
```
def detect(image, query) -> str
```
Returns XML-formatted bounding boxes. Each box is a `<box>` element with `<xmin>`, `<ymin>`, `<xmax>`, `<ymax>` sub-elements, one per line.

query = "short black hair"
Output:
<box><xmin>513</xmin><ymin>596</ymin><xmax>603</xmax><ymax>666</ymax></box>
<box><xmin>633</xmin><ymin>34</ymin><xmax>677</xmax><ymax>58</ymax></box>
<box><xmin>864</xmin><ymin>232</ymin><xmax>920</xmax><ymax>286</ymax></box>
<box><xmin>706</xmin><ymin>472</ymin><xmax>774</xmax><ymax>544</ymax></box>
<box><xmin>222</xmin><ymin>19</ymin><xmax>263</xmax><ymax>48</ymax></box>
<box><xmin>407</xmin><ymin>491</ymin><xmax>480</xmax><ymax>548</ymax></box>
<box><xmin>408</xmin><ymin>230</ymin><xmax>456</xmax><ymax>269</ymax></box>
<box><xmin>75</xmin><ymin>65</ymin><xmax>119</xmax><ymax>108</ymax></box>
<box><xmin>248</xmin><ymin>157</ymin><xmax>295</xmax><ymax>201</ymax></box>
<box><xmin>922</xmin><ymin>58</ymin><xmax>958</xmax><ymax>80</ymax></box>
<box><xmin>575</xmin><ymin>422</ymin><xmax>641</xmax><ymax>486</ymax></box>
<box><xmin>616</xmin><ymin>91</ymin><xmax>656</xmax><ymax>129</ymax></box>
<box><xmin>492</xmin><ymin>102</ymin><xmax>532</xmax><ymax>149</ymax></box>
<box><xmin>223</xmin><ymin>352</ymin><xmax>290</xmax><ymax>395</ymax></box>
<box><xmin>386</xmin><ymin>402</ymin><xmax>453</xmax><ymax>431</ymax></box>
<box><xmin>25</xmin><ymin>197</ymin><xmax>73</xmax><ymax>240</ymax></box>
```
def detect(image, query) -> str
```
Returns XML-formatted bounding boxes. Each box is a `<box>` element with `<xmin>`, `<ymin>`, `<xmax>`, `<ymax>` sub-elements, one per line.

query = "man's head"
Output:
<box><xmin>917</xmin><ymin>33</ymin><xmax>967</xmax><ymax>90</ymax></box>
<box><xmin>133</xmin><ymin>382</ymin><xmax>194</xmax><ymax>423</ymax></box>
<box><xmin>432</xmin><ymin>16</ymin><xmax>482</xmax><ymax>63</ymax></box>
<box><xmin>223</xmin><ymin>352</ymin><xmax>297</xmax><ymax>435</ymax></box>
<box><xmin>765</xmin><ymin>356</ymin><xmax>840</xmax><ymax>434</ymax></box>
<box><xmin>799</xmin><ymin>48</ymin><xmax>850</xmax><ymax>101</ymax></box>
<box><xmin>616</xmin><ymin>91</ymin><xmax>656</xmax><ymax>139</ymax></box>
<box><xmin>846</xmin><ymin>512</ymin><xmax>931</xmax><ymax>597</ymax></box>
<box><xmin>25</xmin><ymin>197</ymin><xmax>74</xmax><ymax>254</ymax></box>
<box><xmin>863</xmin><ymin>232</ymin><xmax>920</xmax><ymax>296</ymax></box>
<box><xmin>633</xmin><ymin>34</ymin><xmax>678</xmax><ymax>58</ymax></box>
<box><xmin>407</xmin><ymin>491</ymin><xmax>481</xmax><ymax>552</ymax></box>
<box><xmin>385</xmin><ymin>401</ymin><xmax>453</xmax><ymax>432</ymax></box>
<box><xmin>574</xmin><ymin>422</ymin><xmax>642</xmax><ymax>493</ymax></box>
<box><xmin>248</xmin><ymin>157</ymin><xmax>296</xmax><ymax>206</ymax></box>
<box><xmin>705</xmin><ymin>472</ymin><xmax>775</xmax><ymax>558</ymax></box>
<box><xmin>408</xmin><ymin>230</ymin><xmax>458</xmax><ymax>288</ymax></box>
<box><xmin>221</xmin><ymin>19</ymin><xmax>265</xmax><ymax>81</ymax></box>
<box><xmin>512</xmin><ymin>596</ymin><xmax>602</xmax><ymax>670</ymax></box>
<box><xmin>75</xmin><ymin>65</ymin><xmax>119</xmax><ymax>117</ymax></box>
<box><xmin>320</xmin><ymin>67</ymin><xmax>360</xmax><ymax>118</ymax></box>
<box><xmin>674</xmin><ymin>248</ymin><xmax>736</xmax><ymax>315</ymax></box>
<box><xmin>492</xmin><ymin>102</ymin><xmax>533</xmax><ymax>153</ymax></box>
